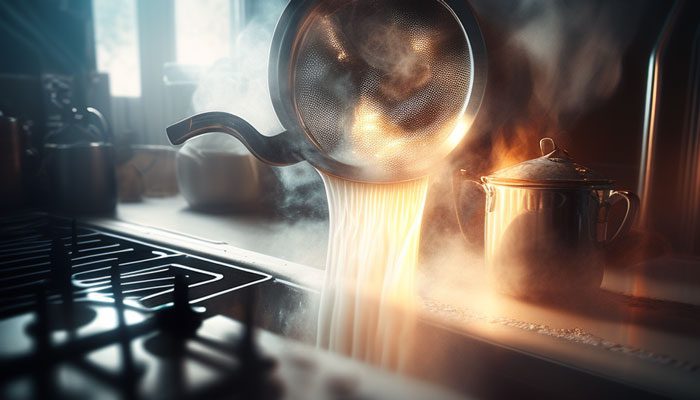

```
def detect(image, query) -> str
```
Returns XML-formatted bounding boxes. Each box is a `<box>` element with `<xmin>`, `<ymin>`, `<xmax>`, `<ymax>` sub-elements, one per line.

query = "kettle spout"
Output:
<box><xmin>167</xmin><ymin>112</ymin><xmax>304</xmax><ymax>166</ymax></box>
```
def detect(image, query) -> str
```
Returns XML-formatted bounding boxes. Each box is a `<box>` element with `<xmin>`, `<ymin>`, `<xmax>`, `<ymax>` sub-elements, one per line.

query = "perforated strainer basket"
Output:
<box><xmin>168</xmin><ymin>0</ymin><xmax>486</xmax><ymax>182</ymax></box>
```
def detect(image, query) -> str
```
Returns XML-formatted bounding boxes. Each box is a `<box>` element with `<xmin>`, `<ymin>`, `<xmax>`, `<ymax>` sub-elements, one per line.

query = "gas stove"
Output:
<box><xmin>0</xmin><ymin>213</ymin><xmax>462</xmax><ymax>400</ymax></box>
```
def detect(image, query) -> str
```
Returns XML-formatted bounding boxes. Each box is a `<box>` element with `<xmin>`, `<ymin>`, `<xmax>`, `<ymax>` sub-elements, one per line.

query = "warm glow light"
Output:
<box><xmin>322</xmin><ymin>17</ymin><xmax>348</xmax><ymax>62</ymax></box>
<box><xmin>410</xmin><ymin>37</ymin><xmax>430</xmax><ymax>53</ymax></box>
<box><xmin>445</xmin><ymin>115</ymin><xmax>473</xmax><ymax>149</ymax></box>
<box><xmin>347</xmin><ymin>97</ymin><xmax>473</xmax><ymax>173</ymax></box>
<box><xmin>490</xmin><ymin>123</ymin><xmax>544</xmax><ymax>171</ymax></box>
<box><xmin>349</xmin><ymin>98</ymin><xmax>408</xmax><ymax>161</ymax></box>
<box><xmin>318</xmin><ymin>173</ymin><xmax>429</xmax><ymax>371</ymax></box>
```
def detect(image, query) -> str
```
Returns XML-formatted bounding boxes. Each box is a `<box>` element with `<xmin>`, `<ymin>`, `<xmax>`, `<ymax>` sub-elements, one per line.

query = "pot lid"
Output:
<box><xmin>484</xmin><ymin>137</ymin><xmax>613</xmax><ymax>187</ymax></box>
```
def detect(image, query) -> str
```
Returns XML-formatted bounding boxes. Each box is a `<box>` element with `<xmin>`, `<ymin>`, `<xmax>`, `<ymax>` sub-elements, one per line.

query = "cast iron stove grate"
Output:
<box><xmin>0</xmin><ymin>213</ymin><xmax>271</xmax><ymax>318</ymax></box>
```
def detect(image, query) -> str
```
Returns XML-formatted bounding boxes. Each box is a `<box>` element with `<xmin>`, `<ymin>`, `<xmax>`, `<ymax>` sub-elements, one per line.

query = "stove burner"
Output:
<box><xmin>154</xmin><ymin>274</ymin><xmax>203</xmax><ymax>336</ymax></box>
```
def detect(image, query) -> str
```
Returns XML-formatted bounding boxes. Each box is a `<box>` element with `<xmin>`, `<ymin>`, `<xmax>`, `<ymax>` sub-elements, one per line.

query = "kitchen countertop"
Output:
<box><xmin>116</xmin><ymin>195</ymin><xmax>329</xmax><ymax>269</ymax></box>
<box><xmin>419</xmin><ymin>266</ymin><xmax>700</xmax><ymax>398</ymax></box>
<box><xmin>107</xmin><ymin>196</ymin><xmax>700</xmax><ymax>398</ymax></box>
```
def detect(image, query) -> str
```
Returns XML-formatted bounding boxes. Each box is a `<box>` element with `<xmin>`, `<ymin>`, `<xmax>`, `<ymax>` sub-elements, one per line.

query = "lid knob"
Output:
<box><xmin>539</xmin><ymin>137</ymin><xmax>556</xmax><ymax>156</ymax></box>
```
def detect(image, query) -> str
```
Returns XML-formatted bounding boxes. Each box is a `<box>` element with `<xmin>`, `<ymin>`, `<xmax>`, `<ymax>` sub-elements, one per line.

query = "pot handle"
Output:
<box><xmin>452</xmin><ymin>169</ymin><xmax>486</xmax><ymax>241</ymax></box>
<box><xmin>603</xmin><ymin>190</ymin><xmax>640</xmax><ymax>245</ymax></box>
<box><xmin>167</xmin><ymin>112</ymin><xmax>305</xmax><ymax>166</ymax></box>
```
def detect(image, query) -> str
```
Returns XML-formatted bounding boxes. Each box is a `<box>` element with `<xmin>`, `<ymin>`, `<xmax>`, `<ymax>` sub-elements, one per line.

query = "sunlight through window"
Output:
<box><xmin>93</xmin><ymin>0</ymin><xmax>141</xmax><ymax>97</ymax></box>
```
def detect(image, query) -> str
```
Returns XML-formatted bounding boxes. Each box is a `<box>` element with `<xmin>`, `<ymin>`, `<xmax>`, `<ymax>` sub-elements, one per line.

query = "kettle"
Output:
<box><xmin>44</xmin><ymin>107</ymin><xmax>117</xmax><ymax>215</ymax></box>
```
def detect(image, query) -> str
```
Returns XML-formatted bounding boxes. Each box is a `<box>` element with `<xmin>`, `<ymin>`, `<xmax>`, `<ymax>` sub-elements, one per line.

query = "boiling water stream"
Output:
<box><xmin>317</xmin><ymin>172</ymin><xmax>430</xmax><ymax>370</ymax></box>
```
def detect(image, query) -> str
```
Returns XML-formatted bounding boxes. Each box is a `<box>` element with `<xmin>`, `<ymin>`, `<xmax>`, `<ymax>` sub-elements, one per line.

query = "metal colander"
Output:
<box><xmin>291</xmin><ymin>0</ymin><xmax>474</xmax><ymax>173</ymax></box>
<box><xmin>167</xmin><ymin>0</ymin><xmax>486</xmax><ymax>182</ymax></box>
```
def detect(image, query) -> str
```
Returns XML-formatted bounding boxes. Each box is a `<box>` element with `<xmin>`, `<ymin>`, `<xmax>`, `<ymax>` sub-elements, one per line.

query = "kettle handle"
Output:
<box><xmin>167</xmin><ymin>112</ymin><xmax>304</xmax><ymax>166</ymax></box>
<box><xmin>603</xmin><ymin>190</ymin><xmax>640</xmax><ymax>245</ymax></box>
<box><xmin>452</xmin><ymin>169</ymin><xmax>486</xmax><ymax>241</ymax></box>
<box><xmin>85</xmin><ymin>107</ymin><xmax>110</xmax><ymax>140</ymax></box>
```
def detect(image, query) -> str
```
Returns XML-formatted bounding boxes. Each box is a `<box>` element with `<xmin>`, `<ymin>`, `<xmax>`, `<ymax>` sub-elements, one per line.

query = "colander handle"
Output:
<box><xmin>166</xmin><ymin>112</ymin><xmax>304</xmax><ymax>166</ymax></box>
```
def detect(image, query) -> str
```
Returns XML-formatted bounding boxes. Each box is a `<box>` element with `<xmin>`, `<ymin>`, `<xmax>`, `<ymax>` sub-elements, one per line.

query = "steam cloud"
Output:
<box><xmin>192</xmin><ymin>24</ymin><xmax>282</xmax><ymax>146</ymax></box>
<box><xmin>468</xmin><ymin>0</ymin><xmax>644</xmax><ymax>140</ymax></box>
<box><xmin>188</xmin><ymin>0</ymin><xmax>327</xmax><ymax>219</ymax></box>
<box><xmin>513</xmin><ymin>3</ymin><xmax>625</xmax><ymax>118</ymax></box>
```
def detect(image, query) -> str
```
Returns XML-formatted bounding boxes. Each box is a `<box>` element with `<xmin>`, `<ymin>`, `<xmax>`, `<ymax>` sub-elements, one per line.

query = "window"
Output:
<box><xmin>93</xmin><ymin>0</ymin><xmax>141</xmax><ymax>97</ymax></box>
<box><xmin>91</xmin><ymin>0</ymin><xmax>285</xmax><ymax>142</ymax></box>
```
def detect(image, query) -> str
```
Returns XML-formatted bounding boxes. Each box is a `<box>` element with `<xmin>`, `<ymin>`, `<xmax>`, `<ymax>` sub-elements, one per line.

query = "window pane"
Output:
<box><xmin>175</xmin><ymin>0</ymin><xmax>231</xmax><ymax>66</ymax></box>
<box><xmin>93</xmin><ymin>0</ymin><xmax>141</xmax><ymax>97</ymax></box>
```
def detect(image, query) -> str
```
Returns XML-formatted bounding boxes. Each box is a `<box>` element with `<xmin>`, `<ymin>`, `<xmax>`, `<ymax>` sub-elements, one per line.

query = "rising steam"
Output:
<box><xmin>510</xmin><ymin>0</ymin><xmax>638</xmax><ymax>121</ymax></box>
<box><xmin>192</xmin><ymin>23</ymin><xmax>283</xmax><ymax>146</ymax></box>
<box><xmin>468</xmin><ymin>0</ymin><xmax>644</xmax><ymax>143</ymax></box>
<box><xmin>188</xmin><ymin>1</ymin><xmax>327</xmax><ymax>219</ymax></box>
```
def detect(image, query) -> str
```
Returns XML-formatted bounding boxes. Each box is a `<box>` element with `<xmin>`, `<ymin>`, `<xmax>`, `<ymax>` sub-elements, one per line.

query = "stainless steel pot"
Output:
<box><xmin>454</xmin><ymin>138</ymin><xmax>639</xmax><ymax>298</ymax></box>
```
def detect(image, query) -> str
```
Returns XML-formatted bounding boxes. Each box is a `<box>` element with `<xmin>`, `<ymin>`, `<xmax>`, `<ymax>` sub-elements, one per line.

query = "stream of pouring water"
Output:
<box><xmin>317</xmin><ymin>172</ymin><xmax>430</xmax><ymax>370</ymax></box>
